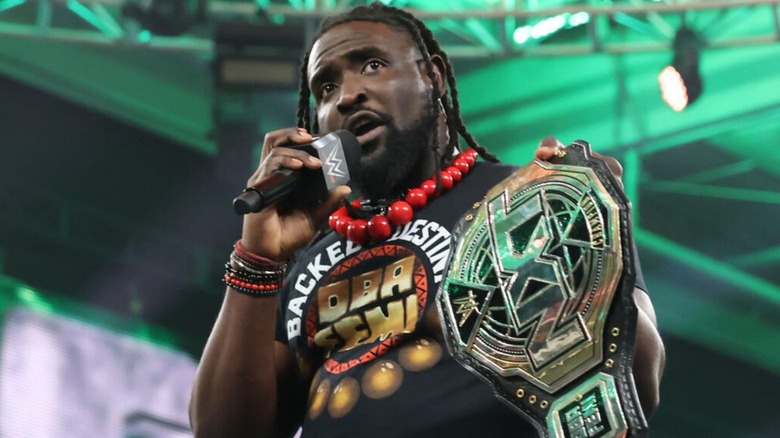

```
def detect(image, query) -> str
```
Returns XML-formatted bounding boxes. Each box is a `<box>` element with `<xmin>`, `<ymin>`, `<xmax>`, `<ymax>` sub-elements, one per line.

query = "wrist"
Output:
<box><xmin>223</xmin><ymin>239</ymin><xmax>287</xmax><ymax>298</ymax></box>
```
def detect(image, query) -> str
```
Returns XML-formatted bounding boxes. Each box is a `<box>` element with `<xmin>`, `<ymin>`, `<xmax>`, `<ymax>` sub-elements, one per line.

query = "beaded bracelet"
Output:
<box><xmin>229</xmin><ymin>253</ymin><xmax>285</xmax><ymax>276</ymax></box>
<box><xmin>224</xmin><ymin>263</ymin><xmax>280</xmax><ymax>281</ymax></box>
<box><xmin>234</xmin><ymin>240</ymin><xmax>286</xmax><ymax>268</ymax></box>
<box><xmin>222</xmin><ymin>272</ymin><xmax>282</xmax><ymax>297</ymax></box>
<box><xmin>223</xmin><ymin>240</ymin><xmax>287</xmax><ymax>298</ymax></box>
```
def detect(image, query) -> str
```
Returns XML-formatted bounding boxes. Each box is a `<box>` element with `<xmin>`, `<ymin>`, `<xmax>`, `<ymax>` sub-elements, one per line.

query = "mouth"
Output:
<box><xmin>345</xmin><ymin>112</ymin><xmax>389</xmax><ymax>146</ymax></box>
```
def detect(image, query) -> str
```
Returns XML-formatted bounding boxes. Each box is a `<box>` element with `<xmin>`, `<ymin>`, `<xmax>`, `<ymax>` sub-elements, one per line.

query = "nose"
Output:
<box><xmin>336</xmin><ymin>74</ymin><xmax>367</xmax><ymax>115</ymax></box>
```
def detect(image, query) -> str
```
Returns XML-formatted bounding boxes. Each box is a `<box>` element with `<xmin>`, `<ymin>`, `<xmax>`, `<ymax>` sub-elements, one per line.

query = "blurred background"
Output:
<box><xmin>1</xmin><ymin>0</ymin><xmax>779</xmax><ymax>436</ymax></box>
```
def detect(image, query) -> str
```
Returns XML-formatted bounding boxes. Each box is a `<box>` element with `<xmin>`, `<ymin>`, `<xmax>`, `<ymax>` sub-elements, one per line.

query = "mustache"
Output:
<box><xmin>339</xmin><ymin>108</ymin><xmax>394</xmax><ymax>130</ymax></box>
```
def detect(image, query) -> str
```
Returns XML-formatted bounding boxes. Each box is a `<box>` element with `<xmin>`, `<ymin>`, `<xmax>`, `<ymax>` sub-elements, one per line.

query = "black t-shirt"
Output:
<box><xmin>276</xmin><ymin>161</ymin><xmax>646</xmax><ymax>437</ymax></box>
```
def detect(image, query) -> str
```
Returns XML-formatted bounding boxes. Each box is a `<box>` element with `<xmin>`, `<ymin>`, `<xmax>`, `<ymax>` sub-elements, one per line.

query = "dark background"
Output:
<box><xmin>2</xmin><ymin>73</ymin><xmax>779</xmax><ymax>436</ymax></box>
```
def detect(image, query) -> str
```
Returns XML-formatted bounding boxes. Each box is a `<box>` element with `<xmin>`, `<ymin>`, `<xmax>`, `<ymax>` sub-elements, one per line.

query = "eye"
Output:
<box><xmin>361</xmin><ymin>59</ymin><xmax>386</xmax><ymax>75</ymax></box>
<box><xmin>319</xmin><ymin>83</ymin><xmax>337</xmax><ymax>99</ymax></box>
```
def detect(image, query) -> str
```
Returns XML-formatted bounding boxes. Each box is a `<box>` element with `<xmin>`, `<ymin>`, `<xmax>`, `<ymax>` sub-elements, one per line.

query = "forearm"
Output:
<box><xmin>632</xmin><ymin>289</ymin><xmax>665</xmax><ymax>418</ymax></box>
<box><xmin>190</xmin><ymin>291</ymin><xmax>280</xmax><ymax>438</ymax></box>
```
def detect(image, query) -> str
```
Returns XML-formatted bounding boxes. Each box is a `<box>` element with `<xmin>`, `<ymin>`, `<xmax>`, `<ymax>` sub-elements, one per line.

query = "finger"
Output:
<box><xmin>246</xmin><ymin>149</ymin><xmax>321</xmax><ymax>187</ymax></box>
<box><xmin>592</xmin><ymin>152</ymin><xmax>624</xmax><ymax>181</ymax></box>
<box><xmin>535</xmin><ymin>136</ymin><xmax>566</xmax><ymax>160</ymax></box>
<box><xmin>271</xmin><ymin>147</ymin><xmax>322</xmax><ymax>170</ymax></box>
<box><xmin>261</xmin><ymin>128</ymin><xmax>313</xmax><ymax>160</ymax></box>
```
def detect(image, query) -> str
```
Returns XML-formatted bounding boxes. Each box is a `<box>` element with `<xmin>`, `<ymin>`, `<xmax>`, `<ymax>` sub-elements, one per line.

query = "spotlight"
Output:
<box><xmin>659</xmin><ymin>27</ymin><xmax>703</xmax><ymax>111</ymax></box>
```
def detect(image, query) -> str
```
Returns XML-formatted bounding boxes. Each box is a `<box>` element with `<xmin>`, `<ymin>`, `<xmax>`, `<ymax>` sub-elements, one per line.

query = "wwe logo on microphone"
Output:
<box><xmin>312</xmin><ymin>131</ymin><xmax>356</xmax><ymax>190</ymax></box>
<box><xmin>324</xmin><ymin>146</ymin><xmax>346</xmax><ymax>182</ymax></box>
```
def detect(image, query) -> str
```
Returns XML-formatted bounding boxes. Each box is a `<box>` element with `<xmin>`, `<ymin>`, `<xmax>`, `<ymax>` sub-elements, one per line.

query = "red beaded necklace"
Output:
<box><xmin>328</xmin><ymin>148</ymin><xmax>479</xmax><ymax>245</ymax></box>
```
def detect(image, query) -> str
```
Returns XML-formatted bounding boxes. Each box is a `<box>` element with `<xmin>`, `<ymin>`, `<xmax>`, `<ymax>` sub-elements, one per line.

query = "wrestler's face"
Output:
<box><xmin>307</xmin><ymin>21</ymin><xmax>442</xmax><ymax>198</ymax></box>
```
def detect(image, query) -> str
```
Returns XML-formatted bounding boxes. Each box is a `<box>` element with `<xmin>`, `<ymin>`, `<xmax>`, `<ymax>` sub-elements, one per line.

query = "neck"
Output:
<box><xmin>356</xmin><ymin>144</ymin><xmax>439</xmax><ymax>201</ymax></box>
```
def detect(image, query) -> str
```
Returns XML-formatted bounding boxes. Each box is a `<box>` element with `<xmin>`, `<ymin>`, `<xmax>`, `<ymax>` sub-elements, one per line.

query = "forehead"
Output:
<box><xmin>307</xmin><ymin>21</ymin><xmax>419</xmax><ymax>78</ymax></box>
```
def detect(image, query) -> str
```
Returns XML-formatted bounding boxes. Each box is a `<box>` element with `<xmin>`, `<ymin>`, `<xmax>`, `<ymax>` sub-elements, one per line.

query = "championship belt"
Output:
<box><xmin>438</xmin><ymin>141</ymin><xmax>647</xmax><ymax>437</ymax></box>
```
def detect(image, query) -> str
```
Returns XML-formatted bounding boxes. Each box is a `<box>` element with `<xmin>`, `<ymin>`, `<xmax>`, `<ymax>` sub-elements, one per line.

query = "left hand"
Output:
<box><xmin>534</xmin><ymin>136</ymin><xmax>625</xmax><ymax>188</ymax></box>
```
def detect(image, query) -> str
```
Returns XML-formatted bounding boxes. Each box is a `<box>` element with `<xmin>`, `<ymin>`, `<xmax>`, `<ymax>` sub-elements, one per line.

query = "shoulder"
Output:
<box><xmin>457</xmin><ymin>161</ymin><xmax>519</xmax><ymax>195</ymax></box>
<box><xmin>471</xmin><ymin>160</ymin><xmax>519</xmax><ymax>175</ymax></box>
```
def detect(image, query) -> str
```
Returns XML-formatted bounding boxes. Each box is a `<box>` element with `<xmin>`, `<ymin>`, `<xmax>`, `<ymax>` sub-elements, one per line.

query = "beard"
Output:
<box><xmin>351</xmin><ymin>102</ymin><xmax>439</xmax><ymax>200</ymax></box>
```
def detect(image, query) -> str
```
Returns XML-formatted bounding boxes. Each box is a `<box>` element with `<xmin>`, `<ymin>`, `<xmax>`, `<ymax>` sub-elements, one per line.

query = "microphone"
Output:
<box><xmin>233</xmin><ymin>130</ymin><xmax>360</xmax><ymax>215</ymax></box>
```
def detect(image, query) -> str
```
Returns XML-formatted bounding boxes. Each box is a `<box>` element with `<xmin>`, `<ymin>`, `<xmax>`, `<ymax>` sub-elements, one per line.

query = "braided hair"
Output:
<box><xmin>296</xmin><ymin>2</ymin><xmax>498</xmax><ymax>175</ymax></box>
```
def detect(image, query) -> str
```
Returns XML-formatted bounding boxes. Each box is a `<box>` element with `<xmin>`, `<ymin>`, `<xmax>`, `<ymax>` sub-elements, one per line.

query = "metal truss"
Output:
<box><xmin>1</xmin><ymin>0</ymin><xmax>779</xmax><ymax>58</ymax></box>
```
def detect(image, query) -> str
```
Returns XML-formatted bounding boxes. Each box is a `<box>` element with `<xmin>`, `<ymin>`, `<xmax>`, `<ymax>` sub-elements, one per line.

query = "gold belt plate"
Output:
<box><xmin>439</xmin><ymin>141</ymin><xmax>647</xmax><ymax>437</ymax></box>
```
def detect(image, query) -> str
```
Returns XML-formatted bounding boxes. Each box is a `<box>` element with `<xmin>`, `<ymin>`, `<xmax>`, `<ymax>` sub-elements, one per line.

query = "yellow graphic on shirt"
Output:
<box><xmin>306</xmin><ymin>338</ymin><xmax>444</xmax><ymax>420</ymax></box>
<box><xmin>313</xmin><ymin>255</ymin><xmax>418</xmax><ymax>352</ymax></box>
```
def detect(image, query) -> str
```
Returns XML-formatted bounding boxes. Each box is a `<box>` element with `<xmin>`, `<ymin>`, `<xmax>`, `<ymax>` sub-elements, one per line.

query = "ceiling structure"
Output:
<box><xmin>1</xmin><ymin>0</ymin><xmax>779</xmax><ymax>391</ymax></box>
<box><xmin>1</xmin><ymin>0</ymin><xmax>778</xmax><ymax>54</ymax></box>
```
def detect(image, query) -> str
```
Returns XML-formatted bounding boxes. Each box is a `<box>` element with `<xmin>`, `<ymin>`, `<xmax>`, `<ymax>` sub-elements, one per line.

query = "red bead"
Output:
<box><xmin>335</xmin><ymin>216</ymin><xmax>352</xmax><ymax>236</ymax></box>
<box><xmin>347</xmin><ymin>219</ymin><xmax>369</xmax><ymax>244</ymax></box>
<box><xmin>250</xmin><ymin>284</ymin><xmax>260</xmax><ymax>290</ymax></box>
<box><xmin>453</xmin><ymin>158</ymin><xmax>470</xmax><ymax>175</ymax></box>
<box><xmin>445</xmin><ymin>166</ymin><xmax>462</xmax><ymax>182</ymax></box>
<box><xmin>440</xmin><ymin>172</ymin><xmax>454</xmax><ymax>190</ymax></box>
<box><xmin>421</xmin><ymin>179</ymin><xmax>438</xmax><ymax>197</ymax></box>
<box><xmin>350</xmin><ymin>198</ymin><xmax>363</xmax><ymax>208</ymax></box>
<box><xmin>387</xmin><ymin>201</ymin><xmax>413</xmax><ymax>226</ymax></box>
<box><xmin>405</xmin><ymin>188</ymin><xmax>428</xmax><ymax>209</ymax></box>
<box><xmin>328</xmin><ymin>206</ymin><xmax>348</xmax><ymax>229</ymax></box>
<box><xmin>368</xmin><ymin>215</ymin><xmax>392</xmax><ymax>240</ymax></box>
<box><xmin>461</xmin><ymin>153</ymin><xmax>476</xmax><ymax>167</ymax></box>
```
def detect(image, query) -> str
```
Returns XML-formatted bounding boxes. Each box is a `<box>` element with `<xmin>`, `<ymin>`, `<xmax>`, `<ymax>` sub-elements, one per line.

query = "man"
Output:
<box><xmin>190</xmin><ymin>3</ymin><xmax>664</xmax><ymax>437</ymax></box>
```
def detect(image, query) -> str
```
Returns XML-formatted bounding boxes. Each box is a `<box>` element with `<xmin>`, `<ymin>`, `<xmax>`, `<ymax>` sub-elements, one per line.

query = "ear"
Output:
<box><xmin>426</xmin><ymin>54</ymin><xmax>448</xmax><ymax>96</ymax></box>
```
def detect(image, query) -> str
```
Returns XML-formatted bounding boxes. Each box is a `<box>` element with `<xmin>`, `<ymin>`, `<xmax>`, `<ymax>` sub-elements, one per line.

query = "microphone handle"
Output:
<box><xmin>232</xmin><ymin>168</ymin><xmax>302</xmax><ymax>214</ymax></box>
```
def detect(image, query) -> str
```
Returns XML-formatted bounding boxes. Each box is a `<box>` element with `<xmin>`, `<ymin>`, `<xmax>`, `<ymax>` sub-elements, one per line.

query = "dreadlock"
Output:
<box><xmin>296</xmin><ymin>2</ymin><xmax>499</xmax><ymax>173</ymax></box>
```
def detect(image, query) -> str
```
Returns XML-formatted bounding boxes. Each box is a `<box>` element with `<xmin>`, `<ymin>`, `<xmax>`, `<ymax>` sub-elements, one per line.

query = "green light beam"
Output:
<box><xmin>643</xmin><ymin>180</ymin><xmax>780</xmax><ymax>204</ymax></box>
<box><xmin>677</xmin><ymin>160</ymin><xmax>755</xmax><ymax>184</ymax></box>
<box><xmin>440</xmin><ymin>18</ymin><xmax>486</xmax><ymax>46</ymax></box>
<box><xmin>66</xmin><ymin>0</ymin><xmax>122</xmax><ymax>37</ymax></box>
<box><xmin>503</xmin><ymin>0</ymin><xmax>517</xmax><ymax>48</ymax></box>
<box><xmin>728</xmin><ymin>245</ymin><xmax>780</xmax><ymax>268</ymax></box>
<box><xmin>613</xmin><ymin>11</ymin><xmax>656</xmax><ymax>35</ymax></box>
<box><xmin>91</xmin><ymin>2</ymin><xmax>124</xmax><ymax>37</ymax></box>
<box><xmin>465</xmin><ymin>17</ymin><xmax>502</xmax><ymax>52</ymax></box>
<box><xmin>0</xmin><ymin>0</ymin><xmax>25</xmax><ymax>13</ymax></box>
<box><xmin>627</xmin><ymin>0</ymin><xmax>674</xmax><ymax>37</ymax></box>
<box><xmin>635</xmin><ymin>103</ymin><xmax>780</xmax><ymax>156</ymax></box>
<box><xmin>16</xmin><ymin>286</ymin><xmax>53</xmax><ymax>313</ymax></box>
<box><xmin>635</xmin><ymin>227</ymin><xmax>780</xmax><ymax>306</ymax></box>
